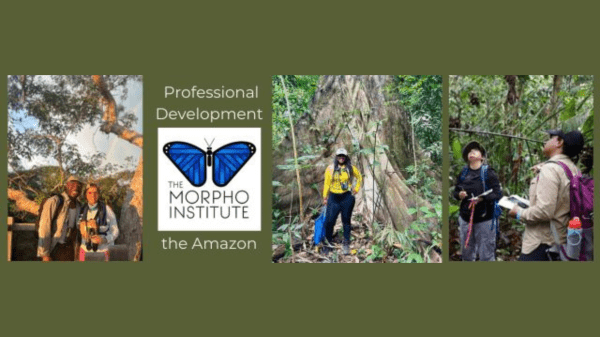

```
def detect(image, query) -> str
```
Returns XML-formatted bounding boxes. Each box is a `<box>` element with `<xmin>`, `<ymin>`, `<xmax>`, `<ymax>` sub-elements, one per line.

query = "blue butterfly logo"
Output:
<box><xmin>163</xmin><ymin>139</ymin><xmax>256</xmax><ymax>187</ymax></box>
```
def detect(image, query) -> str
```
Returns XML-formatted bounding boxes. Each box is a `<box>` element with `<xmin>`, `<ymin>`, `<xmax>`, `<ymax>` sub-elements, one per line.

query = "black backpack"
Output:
<box><xmin>35</xmin><ymin>194</ymin><xmax>64</xmax><ymax>231</ymax></box>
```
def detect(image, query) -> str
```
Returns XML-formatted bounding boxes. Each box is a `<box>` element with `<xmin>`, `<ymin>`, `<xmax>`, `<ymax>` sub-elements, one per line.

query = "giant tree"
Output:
<box><xmin>7</xmin><ymin>75</ymin><xmax>143</xmax><ymax>260</ymax></box>
<box><xmin>272</xmin><ymin>75</ymin><xmax>442</xmax><ymax>262</ymax></box>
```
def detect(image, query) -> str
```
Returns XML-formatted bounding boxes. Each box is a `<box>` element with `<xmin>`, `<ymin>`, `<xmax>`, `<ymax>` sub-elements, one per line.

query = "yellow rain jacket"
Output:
<box><xmin>323</xmin><ymin>164</ymin><xmax>362</xmax><ymax>198</ymax></box>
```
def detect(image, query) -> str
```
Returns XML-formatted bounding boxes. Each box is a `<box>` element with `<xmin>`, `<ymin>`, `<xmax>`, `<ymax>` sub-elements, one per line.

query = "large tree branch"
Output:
<box><xmin>32</xmin><ymin>134</ymin><xmax>62</xmax><ymax>144</ymax></box>
<box><xmin>8</xmin><ymin>188</ymin><xmax>40</xmax><ymax>216</ymax></box>
<box><xmin>92</xmin><ymin>75</ymin><xmax>117</xmax><ymax>127</ymax></box>
<box><xmin>92</xmin><ymin>75</ymin><xmax>144</xmax><ymax>148</ymax></box>
<box><xmin>20</xmin><ymin>75</ymin><xmax>28</xmax><ymax>102</ymax></box>
<box><xmin>105</xmin><ymin>122</ymin><xmax>144</xmax><ymax>148</ymax></box>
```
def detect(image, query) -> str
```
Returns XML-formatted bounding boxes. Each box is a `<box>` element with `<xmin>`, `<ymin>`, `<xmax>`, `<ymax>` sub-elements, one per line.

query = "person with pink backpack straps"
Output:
<box><xmin>509</xmin><ymin>129</ymin><xmax>592</xmax><ymax>261</ymax></box>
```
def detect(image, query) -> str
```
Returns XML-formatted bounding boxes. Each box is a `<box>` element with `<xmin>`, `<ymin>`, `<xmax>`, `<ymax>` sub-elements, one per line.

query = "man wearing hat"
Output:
<box><xmin>509</xmin><ymin>130</ymin><xmax>584</xmax><ymax>261</ymax></box>
<box><xmin>453</xmin><ymin>141</ymin><xmax>502</xmax><ymax>261</ymax></box>
<box><xmin>37</xmin><ymin>175</ymin><xmax>84</xmax><ymax>261</ymax></box>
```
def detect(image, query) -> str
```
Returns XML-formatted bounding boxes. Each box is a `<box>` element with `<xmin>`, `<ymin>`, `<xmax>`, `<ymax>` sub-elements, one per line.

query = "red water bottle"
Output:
<box><xmin>566</xmin><ymin>217</ymin><xmax>582</xmax><ymax>260</ymax></box>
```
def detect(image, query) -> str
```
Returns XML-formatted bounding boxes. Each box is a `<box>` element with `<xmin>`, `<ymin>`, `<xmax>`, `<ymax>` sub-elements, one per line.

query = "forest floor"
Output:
<box><xmin>273</xmin><ymin>221</ymin><xmax>396</xmax><ymax>263</ymax></box>
<box><xmin>449</xmin><ymin>217</ymin><xmax>523</xmax><ymax>261</ymax></box>
<box><xmin>273</xmin><ymin>213</ymin><xmax>440</xmax><ymax>263</ymax></box>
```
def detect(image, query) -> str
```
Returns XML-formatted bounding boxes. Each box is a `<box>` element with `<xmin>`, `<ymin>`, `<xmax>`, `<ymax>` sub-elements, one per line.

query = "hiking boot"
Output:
<box><xmin>342</xmin><ymin>240</ymin><xmax>350</xmax><ymax>255</ymax></box>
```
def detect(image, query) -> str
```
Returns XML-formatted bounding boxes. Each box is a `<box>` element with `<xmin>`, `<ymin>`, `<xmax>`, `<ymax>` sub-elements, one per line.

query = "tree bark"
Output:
<box><xmin>104</xmin><ymin>122</ymin><xmax>144</xmax><ymax>148</ymax></box>
<box><xmin>93</xmin><ymin>75</ymin><xmax>144</xmax><ymax>260</ymax></box>
<box><xmin>504</xmin><ymin>75</ymin><xmax>519</xmax><ymax>105</ymax></box>
<box><xmin>7</xmin><ymin>188</ymin><xmax>40</xmax><ymax>216</ymax></box>
<box><xmin>92</xmin><ymin>75</ymin><xmax>144</xmax><ymax>148</ymax></box>
<box><xmin>116</xmin><ymin>155</ymin><xmax>144</xmax><ymax>261</ymax></box>
<box><xmin>92</xmin><ymin>75</ymin><xmax>117</xmax><ymax>129</ymax></box>
<box><xmin>273</xmin><ymin>75</ymin><xmax>435</xmax><ymax>233</ymax></box>
<box><xmin>546</xmin><ymin>75</ymin><xmax>563</xmax><ymax>129</ymax></box>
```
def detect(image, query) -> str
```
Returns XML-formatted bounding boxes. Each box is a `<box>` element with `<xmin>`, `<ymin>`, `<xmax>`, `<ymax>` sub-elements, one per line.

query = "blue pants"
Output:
<box><xmin>324</xmin><ymin>192</ymin><xmax>355</xmax><ymax>243</ymax></box>
<box><xmin>459</xmin><ymin>217</ymin><xmax>496</xmax><ymax>261</ymax></box>
<box><xmin>518</xmin><ymin>244</ymin><xmax>559</xmax><ymax>261</ymax></box>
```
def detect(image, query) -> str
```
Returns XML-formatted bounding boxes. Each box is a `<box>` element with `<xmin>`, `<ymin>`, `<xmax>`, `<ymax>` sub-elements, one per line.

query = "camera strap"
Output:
<box><xmin>334</xmin><ymin>166</ymin><xmax>351</xmax><ymax>191</ymax></box>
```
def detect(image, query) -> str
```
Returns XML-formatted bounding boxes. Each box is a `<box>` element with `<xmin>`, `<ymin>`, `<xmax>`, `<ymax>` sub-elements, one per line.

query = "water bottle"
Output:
<box><xmin>566</xmin><ymin>217</ymin><xmax>582</xmax><ymax>260</ymax></box>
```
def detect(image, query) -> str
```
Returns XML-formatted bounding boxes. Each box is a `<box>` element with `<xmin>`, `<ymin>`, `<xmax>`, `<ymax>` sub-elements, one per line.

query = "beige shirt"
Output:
<box><xmin>520</xmin><ymin>154</ymin><xmax>578</xmax><ymax>254</ymax></box>
<box><xmin>37</xmin><ymin>192</ymin><xmax>82</xmax><ymax>257</ymax></box>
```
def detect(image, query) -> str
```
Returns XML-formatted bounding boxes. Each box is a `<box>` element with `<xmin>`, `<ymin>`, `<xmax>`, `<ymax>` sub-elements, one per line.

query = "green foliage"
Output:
<box><xmin>389</xmin><ymin>75</ymin><xmax>443</xmax><ymax>164</ymax></box>
<box><xmin>271</xmin><ymin>181</ymin><xmax>284</xmax><ymax>231</ymax></box>
<box><xmin>449</xmin><ymin>75</ymin><xmax>593</xmax><ymax>196</ymax></box>
<box><xmin>7</xmin><ymin>75</ymin><xmax>141</xmax><ymax>176</ymax></box>
<box><xmin>451</xmin><ymin>138</ymin><xmax>463</xmax><ymax>161</ymax></box>
<box><xmin>449</xmin><ymin>75</ymin><xmax>594</xmax><ymax>261</ymax></box>
<box><xmin>371</xmin><ymin>177</ymin><xmax>442</xmax><ymax>264</ymax></box>
<box><xmin>582</xmin><ymin>110</ymin><xmax>594</xmax><ymax>139</ymax></box>
<box><xmin>365</xmin><ymin>244</ymin><xmax>385</xmax><ymax>262</ymax></box>
<box><xmin>271</xmin><ymin>75</ymin><xmax>443</xmax><ymax>263</ymax></box>
<box><xmin>380</xmin><ymin>151</ymin><xmax>441</xmax><ymax>263</ymax></box>
<box><xmin>8</xmin><ymin>166</ymin><xmax>134</xmax><ymax>223</ymax></box>
<box><xmin>403</xmin><ymin>160</ymin><xmax>440</xmax><ymax>202</ymax></box>
<box><xmin>448</xmin><ymin>204</ymin><xmax>460</xmax><ymax>217</ymax></box>
<box><xmin>272</xmin><ymin>216</ymin><xmax>305</xmax><ymax>259</ymax></box>
<box><xmin>272</xmin><ymin>75</ymin><xmax>320</xmax><ymax>148</ymax></box>
<box><xmin>7</xmin><ymin>75</ymin><xmax>142</xmax><ymax>227</ymax></box>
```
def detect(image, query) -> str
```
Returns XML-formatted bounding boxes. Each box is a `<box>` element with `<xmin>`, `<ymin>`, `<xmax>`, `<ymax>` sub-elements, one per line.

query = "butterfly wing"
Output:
<box><xmin>163</xmin><ymin>142</ymin><xmax>207</xmax><ymax>187</ymax></box>
<box><xmin>212</xmin><ymin>142</ymin><xmax>256</xmax><ymax>187</ymax></box>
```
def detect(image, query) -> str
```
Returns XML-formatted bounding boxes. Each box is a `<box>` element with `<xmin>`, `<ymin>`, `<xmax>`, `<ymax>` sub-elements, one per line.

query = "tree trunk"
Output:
<box><xmin>504</xmin><ymin>75</ymin><xmax>519</xmax><ymax>105</ymax></box>
<box><xmin>93</xmin><ymin>75</ymin><xmax>144</xmax><ymax>261</ymax></box>
<box><xmin>115</xmin><ymin>156</ymin><xmax>144</xmax><ymax>260</ymax></box>
<box><xmin>546</xmin><ymin>75</ymin><xmax>563</xmax><ymax>129</ymax></box>
<box><xmin>273</xmin><ymin>75</ymin><xmax>436</xmax><ymax>234</ymax></box>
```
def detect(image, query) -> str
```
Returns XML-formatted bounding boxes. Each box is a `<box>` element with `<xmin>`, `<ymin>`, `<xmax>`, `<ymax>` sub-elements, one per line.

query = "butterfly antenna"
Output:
<box><xmin>205</xmin><ymin>138</ymin><xmax>215</xmax><ymax>147</ymax></box>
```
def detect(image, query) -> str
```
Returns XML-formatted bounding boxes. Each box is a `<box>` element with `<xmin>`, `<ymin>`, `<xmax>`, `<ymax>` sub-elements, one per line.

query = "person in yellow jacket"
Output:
<box><xmin>322</xmin><ymin>148</ymin><xmax>362</xmax><ymax>254</ymax></box>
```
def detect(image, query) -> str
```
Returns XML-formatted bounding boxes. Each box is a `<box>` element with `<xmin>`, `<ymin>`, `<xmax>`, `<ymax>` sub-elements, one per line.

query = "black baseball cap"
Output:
<box><xmin>462</xmin><ymin>141</ymin><xmax>486</xmax><ymax>163</ymax></box>
<box><xmin>547</xmin><ymin>129</ymin><xmax>584</xmax><ymax>158</ymax></box>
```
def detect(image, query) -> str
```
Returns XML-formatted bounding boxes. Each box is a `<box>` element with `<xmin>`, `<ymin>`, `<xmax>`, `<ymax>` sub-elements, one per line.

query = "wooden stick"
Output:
<box><xmin>278</xmin><ymin>76</ymin><xmax>305</xmax><ymax>222</ymax></box>
<box><xmin>7</xmin><ymin>217</ymin><xmax>13</xmax><ymax>262</ymax></box>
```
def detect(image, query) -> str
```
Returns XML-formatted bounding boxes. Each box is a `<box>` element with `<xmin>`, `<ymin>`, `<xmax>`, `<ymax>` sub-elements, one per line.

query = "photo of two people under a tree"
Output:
<box><xmin>449</xmin><ymin>75</ymin><xmax>593</xmax><ymax>262</ymax></box>
<box><xmin>272</xmin><ymin>75</ymin><xmax>442</xmax><ymax>263</ymax></box>
<box><xmin>7</xmin><ymin>75</ymin><xmax>143</xmax><ymax>262</ymax></box>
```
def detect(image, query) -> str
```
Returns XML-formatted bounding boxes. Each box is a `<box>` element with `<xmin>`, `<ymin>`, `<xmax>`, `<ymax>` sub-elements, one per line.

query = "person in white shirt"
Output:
<box><xmin>78</xmin><ymin>183</ymin><xmax>119</xmax><ymax>261</ymax></box>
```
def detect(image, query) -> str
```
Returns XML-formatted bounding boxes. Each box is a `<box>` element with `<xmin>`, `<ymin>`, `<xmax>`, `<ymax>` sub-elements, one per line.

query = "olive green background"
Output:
<box><xmin>1</xmin><ymin>1</ymin><xmax>598</xmax><ymax>335</ymax></box>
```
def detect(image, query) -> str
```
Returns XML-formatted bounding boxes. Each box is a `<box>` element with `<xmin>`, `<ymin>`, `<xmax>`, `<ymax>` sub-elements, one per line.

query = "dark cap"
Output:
<box><xmin>462</xmin><ymin>141</ymin><xmax>486</xmax><ymax>163</ymax></box>
<box><xmin>547</xmin><ymin>129</ymin><xmax>584</xmax><ymax>158</ymax></box>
